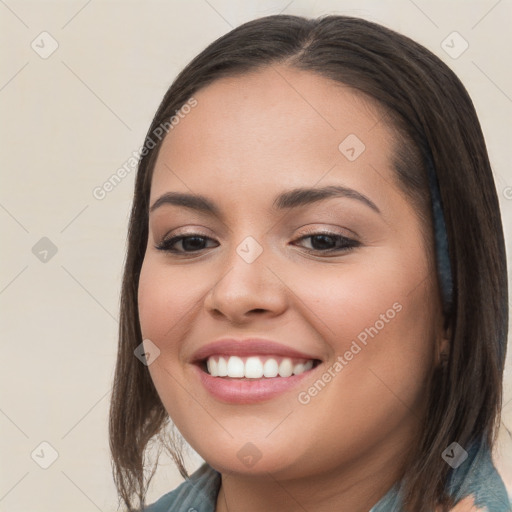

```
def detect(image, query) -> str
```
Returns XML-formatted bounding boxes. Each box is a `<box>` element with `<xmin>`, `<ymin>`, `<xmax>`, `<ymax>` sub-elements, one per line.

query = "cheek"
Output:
<box><xmin>293</xmin><ymin>247</ymin><xmax>436</xmax><ymax>412</ymax></box>
<box><xmin>137</xmin><ymin>256</ymin><xmax>205</xmax><ymax>428</ymax></box>
<box><xmin>138</xmin><ymin>255</ymin><xmax>199</xmax><ymax>348</ymax></box>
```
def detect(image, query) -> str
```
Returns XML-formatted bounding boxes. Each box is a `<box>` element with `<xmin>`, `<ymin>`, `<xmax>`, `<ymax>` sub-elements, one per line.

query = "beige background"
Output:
<box><xmin>1</xmin><ymin>0</ymin><xmax>511</xmax><ymax>510</ymax></box>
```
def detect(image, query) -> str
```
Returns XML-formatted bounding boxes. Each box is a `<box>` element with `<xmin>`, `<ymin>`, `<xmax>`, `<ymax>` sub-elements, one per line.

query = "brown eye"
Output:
<box><xmin>294</xmin><ymin>233</ymin><xmax>360</xmax><ymax>253</ymax></box>
<box><xmin>155</xmin><ymin>235</ymin><xmax>218</xmax><ymax>254</ymax></box>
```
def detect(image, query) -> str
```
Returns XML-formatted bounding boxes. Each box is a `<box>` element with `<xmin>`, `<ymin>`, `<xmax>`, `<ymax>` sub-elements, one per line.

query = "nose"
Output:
<box><xmin>203</xmin><ymin>239</ymin><xmax>288</xmax><ymax>324</ymax></box>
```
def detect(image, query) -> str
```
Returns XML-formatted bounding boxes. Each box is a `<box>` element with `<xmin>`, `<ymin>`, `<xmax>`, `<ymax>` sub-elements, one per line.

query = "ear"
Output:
<box><xmin>435</xmin><ymin>320</ymin><xmax>452</xmax><ymax>368</ymax></box>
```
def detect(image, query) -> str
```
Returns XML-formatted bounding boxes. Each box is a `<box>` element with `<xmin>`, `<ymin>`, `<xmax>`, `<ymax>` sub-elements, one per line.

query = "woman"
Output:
<box><xmin>109</xmin><ymin>14</ymin><xmax>510</xmax><ymax>512</ymax></box>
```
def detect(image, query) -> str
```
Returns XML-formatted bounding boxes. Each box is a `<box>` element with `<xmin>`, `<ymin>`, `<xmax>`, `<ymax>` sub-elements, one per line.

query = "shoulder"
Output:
<box><xmin>142</xmin><ymin>463</ymin><xmax>221</xmax><ymax>512</ymax></box>
<box><xmin>370</xmin><ymin>441</ymin><xmax>511</xmax><ymax>512</ymax></box>
<box><xmin>447</xmin><ymin>441</ymin><xmax>511</xmax><ymax>512</ymax></box>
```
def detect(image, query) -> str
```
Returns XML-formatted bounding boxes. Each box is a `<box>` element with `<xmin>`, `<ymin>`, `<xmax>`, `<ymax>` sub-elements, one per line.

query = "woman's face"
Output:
<box><xmin>138</xmin><ymin>66</ymin><xmax>445</xmax><ymax>480</ymax></box>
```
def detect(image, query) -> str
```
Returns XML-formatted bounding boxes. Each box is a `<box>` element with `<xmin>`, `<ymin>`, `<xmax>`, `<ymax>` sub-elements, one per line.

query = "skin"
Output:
<box><xmin>439</xmin><ymin>496</ymin><xmax>483</xmax><ymax>512</ymax></box>
<box><xmin>138</xmin><ymin>66</ymin><xmax>450</xmax><ymax>511</ymax></box>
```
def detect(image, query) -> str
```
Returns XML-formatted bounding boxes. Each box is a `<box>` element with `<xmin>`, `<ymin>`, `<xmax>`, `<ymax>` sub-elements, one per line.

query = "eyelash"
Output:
<box><xmin>154</xmin><ymin>231</ymin><xmax>360</xmax><ymax>255</ymax></box>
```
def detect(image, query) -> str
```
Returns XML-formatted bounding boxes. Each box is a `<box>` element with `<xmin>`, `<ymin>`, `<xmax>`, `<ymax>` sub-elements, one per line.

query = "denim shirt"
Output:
<box><xmin>143</xmin><ymin>442</ymin><xmax>511</xmax><ymax>512</ymax></box>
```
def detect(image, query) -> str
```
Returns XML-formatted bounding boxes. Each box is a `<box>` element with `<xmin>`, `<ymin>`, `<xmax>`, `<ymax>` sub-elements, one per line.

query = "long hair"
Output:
<box><xmin>109</xmin><ymin>14</ymin><xmax>508</xmax><ymax>511</ymax></box>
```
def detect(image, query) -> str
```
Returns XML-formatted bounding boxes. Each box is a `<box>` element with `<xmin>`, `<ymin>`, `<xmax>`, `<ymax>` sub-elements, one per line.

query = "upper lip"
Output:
<box><xmin>191</xmin><ymin>338</ymin><xmax>322</xmax><ymax>363</ymax></box>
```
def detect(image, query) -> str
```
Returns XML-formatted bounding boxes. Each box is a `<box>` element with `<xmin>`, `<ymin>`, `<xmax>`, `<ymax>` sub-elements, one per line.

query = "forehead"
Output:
<box><xmin>150</xmin><ymin>66</ymin><xmax>397</xmax><ymax>208</ymax></box>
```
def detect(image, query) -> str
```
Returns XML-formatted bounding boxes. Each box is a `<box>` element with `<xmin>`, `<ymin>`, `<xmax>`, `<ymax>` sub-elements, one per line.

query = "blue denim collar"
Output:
<box><xmin>143</xmin><ymin>441</ymin><xmax>510</xmax><ymax>511</ymax></box>
<box><xmin>369</xmin><ymin>440</ymin><xmax>510</xmax><ymax>512</ymax></box>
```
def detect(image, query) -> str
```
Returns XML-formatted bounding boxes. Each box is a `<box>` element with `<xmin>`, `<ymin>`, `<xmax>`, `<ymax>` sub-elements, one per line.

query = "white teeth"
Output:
<box><xmin>303</xmin><ymin>360</ymin><xmax>314</xmax><ymax>371</ymax></box>
<box><xmin>293</xmin><ymin>363</ymin><xmax>305</xmax><ymax>375</ymax></box>
<box><xmin>217</xmin><ymin>356</ymin><xmax>228</xmax><ymax>377</ymax></box>
<box><xmin>207</xmin><ymin>358</ymin><xmax>218</xmax><ymax>377</ymax></box>
<box><xmin>205</xmin><ymin>356</ymin><xmax>316</xmax><ymax>378</ymax></box>
<box><xmin>263</xmin><ymin>359</ymin><xmax>279</xmax><ymax>378</ymax></box>
<box><xmin>278</xmin><ymin>359</ymin><xmax>293</xmax><ymax>377</ymax></box>
<box><xmin>245</xmin><ymin>357</ymin><xmax>263</xmax><ymax>378</ymax></box>
<box><xmin>292</xmin><ymin>360</ymin><xmax>313</xmax><ymax>375</ymax></box>
<box><xmin>226</xmin><ymin>356</ymin><xmax>245</xmax><ymax>378</ymax></box>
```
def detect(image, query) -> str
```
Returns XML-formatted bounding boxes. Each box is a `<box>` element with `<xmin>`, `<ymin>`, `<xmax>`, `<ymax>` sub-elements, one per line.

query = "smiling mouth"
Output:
<box><xmin>200</xmin><ymin>355</ymin><xmax>322</xmax><ymax>379</ymax></box>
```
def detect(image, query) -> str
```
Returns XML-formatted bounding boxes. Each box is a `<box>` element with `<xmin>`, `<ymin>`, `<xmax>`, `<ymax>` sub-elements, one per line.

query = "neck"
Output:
<box><xmin>214</xmin><ymin>435</ymin><xmax>413</xmax><ymax>512</ymax></box>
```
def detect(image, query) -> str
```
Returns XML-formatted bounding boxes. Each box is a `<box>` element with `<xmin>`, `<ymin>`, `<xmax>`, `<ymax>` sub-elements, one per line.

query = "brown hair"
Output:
<box><xmin>109</xmin><ymin>14</ymin><xmax>508</xmax><ymax>511</ymax></box>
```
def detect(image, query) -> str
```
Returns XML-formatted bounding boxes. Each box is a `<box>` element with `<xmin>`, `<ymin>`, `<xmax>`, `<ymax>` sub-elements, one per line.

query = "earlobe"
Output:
<box><xmin>436</xmin><ymin>323</ymin><xmax>452</xmax><ymax>368</ymax></box>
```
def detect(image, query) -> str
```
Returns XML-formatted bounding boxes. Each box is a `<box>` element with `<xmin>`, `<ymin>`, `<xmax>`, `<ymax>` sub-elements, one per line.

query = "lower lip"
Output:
<box><xmin>194</xmin><ymin>364</ymin><xmax>317</xmax><ymax>404</ymax></box>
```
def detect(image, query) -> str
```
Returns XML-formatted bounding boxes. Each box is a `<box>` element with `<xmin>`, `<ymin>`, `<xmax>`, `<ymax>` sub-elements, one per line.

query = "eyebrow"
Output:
<box><xmin>149</xmin><ymin>185</ymin><xmax>380</xmax><ymax>216</ymax></box>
